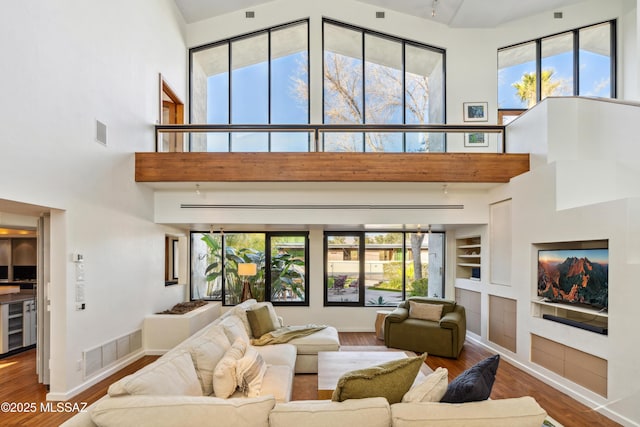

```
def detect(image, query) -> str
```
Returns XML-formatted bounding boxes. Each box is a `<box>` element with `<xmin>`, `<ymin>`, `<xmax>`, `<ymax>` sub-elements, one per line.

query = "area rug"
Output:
<box><xmin>291</xmin><ymin>345</ymin><xmax>431</xmax><ymax>401</ymax></box>
<box><xmin>543</xmin><ymin>416</ymin><xmax>564</xmax><ymax>427</ymax></box>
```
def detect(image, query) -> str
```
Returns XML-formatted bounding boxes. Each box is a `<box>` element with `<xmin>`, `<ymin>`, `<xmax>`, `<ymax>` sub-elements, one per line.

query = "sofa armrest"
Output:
<box><xmin>439</xmin><ymin>310</ymin><xmax>463</xmax><ymax>330</ymax></box>
<box><xmin>386</xmin><ymin>307</ymin><xmax>409</xmax><ymax>323</ymax></box>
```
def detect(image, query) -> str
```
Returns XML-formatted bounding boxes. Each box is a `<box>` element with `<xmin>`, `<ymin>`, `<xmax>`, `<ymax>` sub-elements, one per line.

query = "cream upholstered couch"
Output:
<box><xmin>61</xmin><ymin>300</ymin><xmax>547</xmax><ymax>427</ymax></box>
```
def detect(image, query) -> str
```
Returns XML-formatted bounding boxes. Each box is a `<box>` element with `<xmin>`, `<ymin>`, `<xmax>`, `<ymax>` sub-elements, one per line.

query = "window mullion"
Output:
<box><xmin>573</xmin><ymin>29</ymin><xmax>579</xmax><ymax>96</ymax></box>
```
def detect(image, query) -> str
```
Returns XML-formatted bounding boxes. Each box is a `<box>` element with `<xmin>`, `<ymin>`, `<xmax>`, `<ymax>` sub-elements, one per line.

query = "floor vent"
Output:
<box><xmin>83</xmin><ymin>329</ymin><xmax>142</xmax><ymax>378</ymax></box>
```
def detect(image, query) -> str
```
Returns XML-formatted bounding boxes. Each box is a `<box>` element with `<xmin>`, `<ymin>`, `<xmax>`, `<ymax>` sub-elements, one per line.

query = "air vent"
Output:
<box><xmin>554</xmin><ymin>12</ymin><xmax>563</xmax><ymax>19</ymax></box>
<box><xmin>83</xmin><ymin>329</ymin><xmax>143</xmax><ymax>378</ymax></box>
<box><xmin>96</xmin><ymin>120</ymin><xmax>107</xmax><ymax>146</ymax></box>
<box><xmin>245</xmin><ymin>11</ymin><xmax>255</xmax><ymax>18</ymax></box>
<box><xmin>376</xmin><ymin>11</ymin><xmax>385</xmax><ymax>18</ymax></box>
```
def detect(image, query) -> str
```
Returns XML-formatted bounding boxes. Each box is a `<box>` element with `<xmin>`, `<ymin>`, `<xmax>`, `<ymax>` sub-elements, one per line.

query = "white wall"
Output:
<box><xmin>0</xmin><ymin>0</ymin><xmax>189</xmax><ymax>399</ymax></box>
<box><xmin>480</xmin><ymin>97</ymin><xmax>640</xmax><ymax>425</ymax></box>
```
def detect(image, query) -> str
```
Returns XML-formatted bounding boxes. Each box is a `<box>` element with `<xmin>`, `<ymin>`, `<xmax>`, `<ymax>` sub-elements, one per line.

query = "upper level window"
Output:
<box><xmin>498</xmin><ymin>21</ymin><xmax>615</xmax><ymax>109</ymax></box>
<box><xmin>322</xmin><ymin>20</ymin><xmax>445</xmax><ymax>152</ymax></box>
<box><xmin>190</xmin><ymin>20</ymin><xmax>309</xmax><ymax>152</ymax></box>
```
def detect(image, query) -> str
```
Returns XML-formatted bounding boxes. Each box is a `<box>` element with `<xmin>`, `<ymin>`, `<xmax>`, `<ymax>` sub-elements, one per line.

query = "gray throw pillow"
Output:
<box><xmin>440</xmin><ymin>354</ymin><xmax>499</xmax><ymax>403</ymax></box>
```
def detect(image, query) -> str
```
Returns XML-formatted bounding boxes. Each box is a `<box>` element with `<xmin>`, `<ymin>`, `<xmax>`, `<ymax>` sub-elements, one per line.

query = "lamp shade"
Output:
<box><xmin>238</xmin><ymin>263</ymin><xmax>257</xmax><ymax>276</ymax></box>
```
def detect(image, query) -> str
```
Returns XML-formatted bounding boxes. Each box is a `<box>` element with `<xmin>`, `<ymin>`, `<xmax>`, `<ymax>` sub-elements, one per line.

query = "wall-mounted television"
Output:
<box><xmin>537</xmin><ymin>248</ymin><xmax>608</xmax><ymax>310</ymax></box>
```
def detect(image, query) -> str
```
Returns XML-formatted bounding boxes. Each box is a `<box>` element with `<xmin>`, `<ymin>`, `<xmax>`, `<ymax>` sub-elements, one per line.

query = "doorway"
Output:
<box><xmin>159</xmin><ymin>74</ymin><xmax>185</xmax><ymax>152</ymax></box>
<box><xmin>0</xmin><ymin>200</ymin><xmax>51</xmax><ymax>387</ymax></box>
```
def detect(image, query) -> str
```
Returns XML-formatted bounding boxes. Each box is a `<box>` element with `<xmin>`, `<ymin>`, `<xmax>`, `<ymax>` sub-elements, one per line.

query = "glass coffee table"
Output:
<box><xmin>317</xmin><ymin>351</ymin><xmax>431</xmax><ymax>400</ymax></box>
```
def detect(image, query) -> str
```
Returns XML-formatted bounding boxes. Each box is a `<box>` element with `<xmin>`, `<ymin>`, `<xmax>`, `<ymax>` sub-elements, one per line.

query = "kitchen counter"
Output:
<box><xmin>0</xmin><ymin>290</ymin><xmax>35</xmax><ymax>304</ymax></box>
<box><xmin>0</xmin><ymin>281</ymin><xmax>36</xmax><ymax>290</ymax></box>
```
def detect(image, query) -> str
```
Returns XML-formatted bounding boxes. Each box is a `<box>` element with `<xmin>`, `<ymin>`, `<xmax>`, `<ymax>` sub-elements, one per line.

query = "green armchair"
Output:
<box><xmin>384</xmin><ymin>297</ymin><xmax>466</xmax><ymax>358</ymax></box>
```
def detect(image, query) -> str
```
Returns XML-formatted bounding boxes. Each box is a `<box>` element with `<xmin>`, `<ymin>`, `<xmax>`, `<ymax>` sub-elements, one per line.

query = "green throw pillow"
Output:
<box><xmin>246</xmin><ymin>305</ymin><xmax>277</xmax><ymax>338</ymax></box>
<box><xmin>331</xmin><ymin>354</ymin><xmax>426</xmax><ymax>404</ymax></box>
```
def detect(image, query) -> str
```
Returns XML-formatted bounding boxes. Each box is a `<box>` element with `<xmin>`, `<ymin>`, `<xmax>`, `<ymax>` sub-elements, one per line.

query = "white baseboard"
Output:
<box><xmin>46</xmin><ymin>350</ymin><xmax>145</xmax><ymax>402</ymax></box>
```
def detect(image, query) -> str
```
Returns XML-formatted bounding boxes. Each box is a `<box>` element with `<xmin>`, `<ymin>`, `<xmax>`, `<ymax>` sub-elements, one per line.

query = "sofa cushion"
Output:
<box><xmin>221</xmin><ymin>314</ymin><xmax>251</xmax><ymax>344</ymax></box>
<box><xmin>332</xmin><ymin>354</ymin><xmax>425</xmax><ymax>404</ymax></box>
<box><xmin>91</xmin><ymin>395</ymin><xmax>275</xmax><ymax>427</ymax></box>
<box><xmin>402</xmin><ymin>367</ymin><xmax>448</xmax><ymax>403</ymax></box>
<box><xmin>390</xmin><ymin>396</ymin><xmax>547</xmax><ymax>427</ymax></box>
<box><xmin>440</xmin><ymin>354</ymin><xmax>499</xmax><ymax>403</ymax></box>
<box><xmin>287</xmin><ymin>326</ymin><xmax>340</xmax><ymax>355</ymax></box>
<box><xmin>213</xmin><ymin>338</ymin><xmax>247</xmax><ymax>398</ymax></box>
<box><xmin>236</xmin><ymin>346</ymin><xmax>268</xmax><ymax>397</ymax></box>
<box><xmin>189</xmin><ymin>327</ymin><xmax>231</xmax><ymax>396</ymax></box>
<box><xmin>228</xmin><ymin>299</ymin><xmax>258</xmax><ymax>335</ymax></box>
<box><xmin>230</xmin><ymin>364</ymin><xmax>293</xmax><ymax>403</ymax></box>
<box><xmin>270</xmin><ymin>397</ymin><xmax>391</xmax><ymax>427</ymax></box>
<box><xmin>246</xmin><ymin>305</ymin><xmax>277</xmax><ymax>338</ymax></box>
<box><xmin>409</xmin><ymin>301</ymin><xmax>443</xmax><ymax>321</ymax></box>
<box><xmin>108</xmin><ymin>350</ymin><xmax>201</xmax><ymax>397</ymax></box>
<box><xmin>254</xmin><ymin>343</ymin><xmax>297</xmax><ymax>369</ymax></box>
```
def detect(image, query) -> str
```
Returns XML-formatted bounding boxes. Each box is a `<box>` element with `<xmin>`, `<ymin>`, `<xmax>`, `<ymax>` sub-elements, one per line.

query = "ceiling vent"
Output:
<box><xmin>376</xmin><ymin>11</ymin><xmax>385</xmax><ymax>18</ymax></box>
<box><xmin>554</xmin><ymin>12</ymin><xmax>563</xmax><ymax>19</ymax></box>
<box><xmin>245</xmin><ymin>11</ymin><xmax>255</xmax><ymax>18</ymax></box>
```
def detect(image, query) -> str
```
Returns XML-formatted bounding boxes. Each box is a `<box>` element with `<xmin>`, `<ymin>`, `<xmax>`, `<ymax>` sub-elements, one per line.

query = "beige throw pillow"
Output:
<box><xmin>402</xmin><ymin>367</ymin><xmax>449</xmax><ymax>402</ymax></box>
<box><xmin>236</xmin><ymin>346</ymin><xmax>268</xmax><ymax>397</ymax></box>
<box><xmin>409</xmin><ymin>301</ymin><xmax>443</xmax><ymax>321</ymax></box>
<box><xmin>189</xmin><ymin>328</ymin><xmax>231</xmax><ymax>395</ymax></box>
<box><xmin>213</xmin><ymin>338</ymin><xmax>247</xmax><ymax>398</ymax></box>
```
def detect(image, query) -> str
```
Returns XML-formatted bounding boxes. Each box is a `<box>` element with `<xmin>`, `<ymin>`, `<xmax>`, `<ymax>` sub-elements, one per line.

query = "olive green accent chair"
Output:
<box><xmin>384</xmin><ymin>297</ymin><xmax>466</xmax><ymax>358</ymax></box>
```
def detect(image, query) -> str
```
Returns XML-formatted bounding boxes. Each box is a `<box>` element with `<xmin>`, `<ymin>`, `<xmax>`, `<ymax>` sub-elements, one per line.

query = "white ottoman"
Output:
<box><xmin>287</xmin><ymin>326</ymin><xmax>340</xmax><ymax>373</ymax></box>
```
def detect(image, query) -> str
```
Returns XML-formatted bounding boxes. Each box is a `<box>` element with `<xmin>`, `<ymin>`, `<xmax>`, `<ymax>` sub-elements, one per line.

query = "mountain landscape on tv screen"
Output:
<box><xmin>538</xmin><ymin>255</ymin><xmax>608</xmax><ymax>309</ymax></box>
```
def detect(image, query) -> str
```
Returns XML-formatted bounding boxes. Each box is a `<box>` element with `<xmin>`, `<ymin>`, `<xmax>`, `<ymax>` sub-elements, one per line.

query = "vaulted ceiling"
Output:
<box><xmin>174</xmin><ymin>0</ymin><xmax>585</xmax><ymax>27</ymax></box>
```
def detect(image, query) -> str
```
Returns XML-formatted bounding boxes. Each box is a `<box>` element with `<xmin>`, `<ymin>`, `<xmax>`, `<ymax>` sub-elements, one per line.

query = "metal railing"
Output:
<box><xmin>155</xmin><ymin>123</ymin><xmax>507</xmax><ymax>153</ymax></box>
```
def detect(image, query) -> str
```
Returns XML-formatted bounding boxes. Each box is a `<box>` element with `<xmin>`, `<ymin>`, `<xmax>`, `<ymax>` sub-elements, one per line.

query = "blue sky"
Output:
<box><xmin>498</xmin><ymin>49</ymin><xmax>611</xmax><ymax>109</ymax></box>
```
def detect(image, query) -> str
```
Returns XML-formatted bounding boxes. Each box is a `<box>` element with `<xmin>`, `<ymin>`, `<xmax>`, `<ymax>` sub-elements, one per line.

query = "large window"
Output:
<box><xmin>498</xmin><ymin>21</ymin><xmax>615</xmax><ymax>109</ymax></box>
<box><xmin>323</xmin><ymin>20</ymin><xmax>445</xmax><ymax>152</ymax></box>
<box><xmin>324</xmin><ymin>231</ymin><xmax>445</xmax><ymax>307</ymax></box>
<box><xmin>190</xmin><ymin>20</ymin><xmax>309</xmax><ymax>152</ymax></box>
<box><xmin>191</xmin><ymin>231</ymin><xmax>308</xmax><ymax>306</ymax></box>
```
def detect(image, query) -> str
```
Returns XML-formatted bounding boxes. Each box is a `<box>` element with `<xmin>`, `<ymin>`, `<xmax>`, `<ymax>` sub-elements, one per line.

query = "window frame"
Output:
<box><xmin>323</xmin><ymin>230</ymin><xmax>446</xmax><ymax>307</ymax></box>
<box><xmin>188</xmin><ymin>19</ymin><xmax>311</xmax><ymax>152</ymax></box>
<box><xmin>498</xmin><ymin>20</ymin><xmax>616</xmax><ymax>110</ymax></box>
<box><xmin>321</xmin><ymin>18</ymin><xmax>447</xmax><ymax>151</ymax></box>
<box><xmin>190</xmin><ymin>230</ymin><xmax>309</xmax><ymax>306</ymax></box>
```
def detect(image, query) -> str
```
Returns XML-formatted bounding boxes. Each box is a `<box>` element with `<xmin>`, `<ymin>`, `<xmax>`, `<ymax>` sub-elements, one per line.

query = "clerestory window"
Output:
<box><xmin>190</xmin><ymin>20</ymin><xmax>310</xmax><ymax>152</ymax></box>
<box><xmin>498</xmin><ymin>20</ymin><xmax>616</xmax><ymax>110</ymax></box>
<box><xmin>322</xmin><ymin>19</ymin><xmax>446</xmax><ymax>152</ymax></box>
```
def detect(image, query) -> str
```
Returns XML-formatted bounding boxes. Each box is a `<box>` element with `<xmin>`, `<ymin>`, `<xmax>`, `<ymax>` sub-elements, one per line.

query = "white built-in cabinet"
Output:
<box><xmin>0</xmin><ymin>298</ymin><xmax>36</xmax><ymax>354</ymax></box>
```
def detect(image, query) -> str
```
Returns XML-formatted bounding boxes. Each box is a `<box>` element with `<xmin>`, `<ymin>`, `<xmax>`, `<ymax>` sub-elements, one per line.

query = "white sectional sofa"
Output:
<box><xmin>61</xmin><ymin>299</ymin><xmax>547</xmax><ymax>427</ymax></box>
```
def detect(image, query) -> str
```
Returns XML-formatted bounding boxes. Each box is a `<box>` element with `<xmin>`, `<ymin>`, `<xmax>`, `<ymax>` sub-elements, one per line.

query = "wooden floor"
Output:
<box><xmin>0</xmin><ymin>334</ymin><xmax>620</xmax><ymax>427</ymax></box>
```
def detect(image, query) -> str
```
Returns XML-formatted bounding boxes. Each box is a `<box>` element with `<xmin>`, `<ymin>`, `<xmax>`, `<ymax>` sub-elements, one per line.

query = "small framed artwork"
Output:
<box><xmin>463</xmin><ymin>102</ymin><xmax>488</xmax><ymax>122</ymax></box>
<box><xmin>464</xmin><ymin>132</ymin><xmax>489</xmax><ymax>147</ymax></box>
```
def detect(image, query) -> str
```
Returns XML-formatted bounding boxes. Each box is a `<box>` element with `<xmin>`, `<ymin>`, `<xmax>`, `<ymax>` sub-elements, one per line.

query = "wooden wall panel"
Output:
<box><xmin>489</xmin><ymin>295</ymin><xmax>517</xmax><ymax>352</ymax></box>
<box><xmin>531</xmin><ymin>334</ymin><xmax>608</xmax><ymax>397</ymax></box>
<box><xmin>455</xmin><ymin>288</ymin><xmax>481</xmax><ymax>335</ymax></box>
<box><xmin>135</xmin><ymin>152</ymin><xmax>530</xmax><ymax>183</ymax></box>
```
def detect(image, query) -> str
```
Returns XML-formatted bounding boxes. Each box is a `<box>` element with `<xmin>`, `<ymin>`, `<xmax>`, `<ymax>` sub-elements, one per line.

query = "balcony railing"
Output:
<box><xmin>155</xmin><ymin>124</ymin><xmax>507</xmax><ymax>153</ymax></box>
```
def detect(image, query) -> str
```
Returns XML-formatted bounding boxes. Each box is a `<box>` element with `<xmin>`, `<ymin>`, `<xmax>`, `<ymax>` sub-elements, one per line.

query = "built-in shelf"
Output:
<box><xmin>531</xmin><ymin>299</ymin><xmax>608</xmax><ymax>334</ymax></box>
<box><xmin>456</xmin><ymin>237</ymin><xmax>481</xmax><ymax>281</ymax></box>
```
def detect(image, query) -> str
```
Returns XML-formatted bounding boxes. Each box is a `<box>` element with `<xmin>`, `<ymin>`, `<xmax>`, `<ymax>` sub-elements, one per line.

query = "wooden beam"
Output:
<box><xmin>135</xmin><ymin>152</ymin><xmax>530</xmax><ymax>183</ymax></box>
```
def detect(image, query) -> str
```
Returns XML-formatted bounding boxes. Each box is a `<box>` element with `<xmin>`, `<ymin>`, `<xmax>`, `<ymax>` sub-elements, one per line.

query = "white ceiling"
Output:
<box><xmin>174</xmin><ymin>0</ymin><xmax>585</xmax><ymax>27</ymax></box>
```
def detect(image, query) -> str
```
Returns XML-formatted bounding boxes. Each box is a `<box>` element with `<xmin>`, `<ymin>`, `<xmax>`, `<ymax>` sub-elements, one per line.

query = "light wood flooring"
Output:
<box><xmin>0</xmin><ymin>333</ymin><xmax>620</xmax><ymax>427</ymax></box>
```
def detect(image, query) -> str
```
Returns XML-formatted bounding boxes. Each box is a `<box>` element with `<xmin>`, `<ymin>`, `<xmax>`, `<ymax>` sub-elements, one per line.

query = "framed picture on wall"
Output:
<box><xmin>464</xmin><ymin>132</ymin><xmax>489</xmax><ymax>147</ymax></box>
<box><xmin>463</xmin><ymin>102</ymin><xmax>488</xmax><ymax>122</ymax></box>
